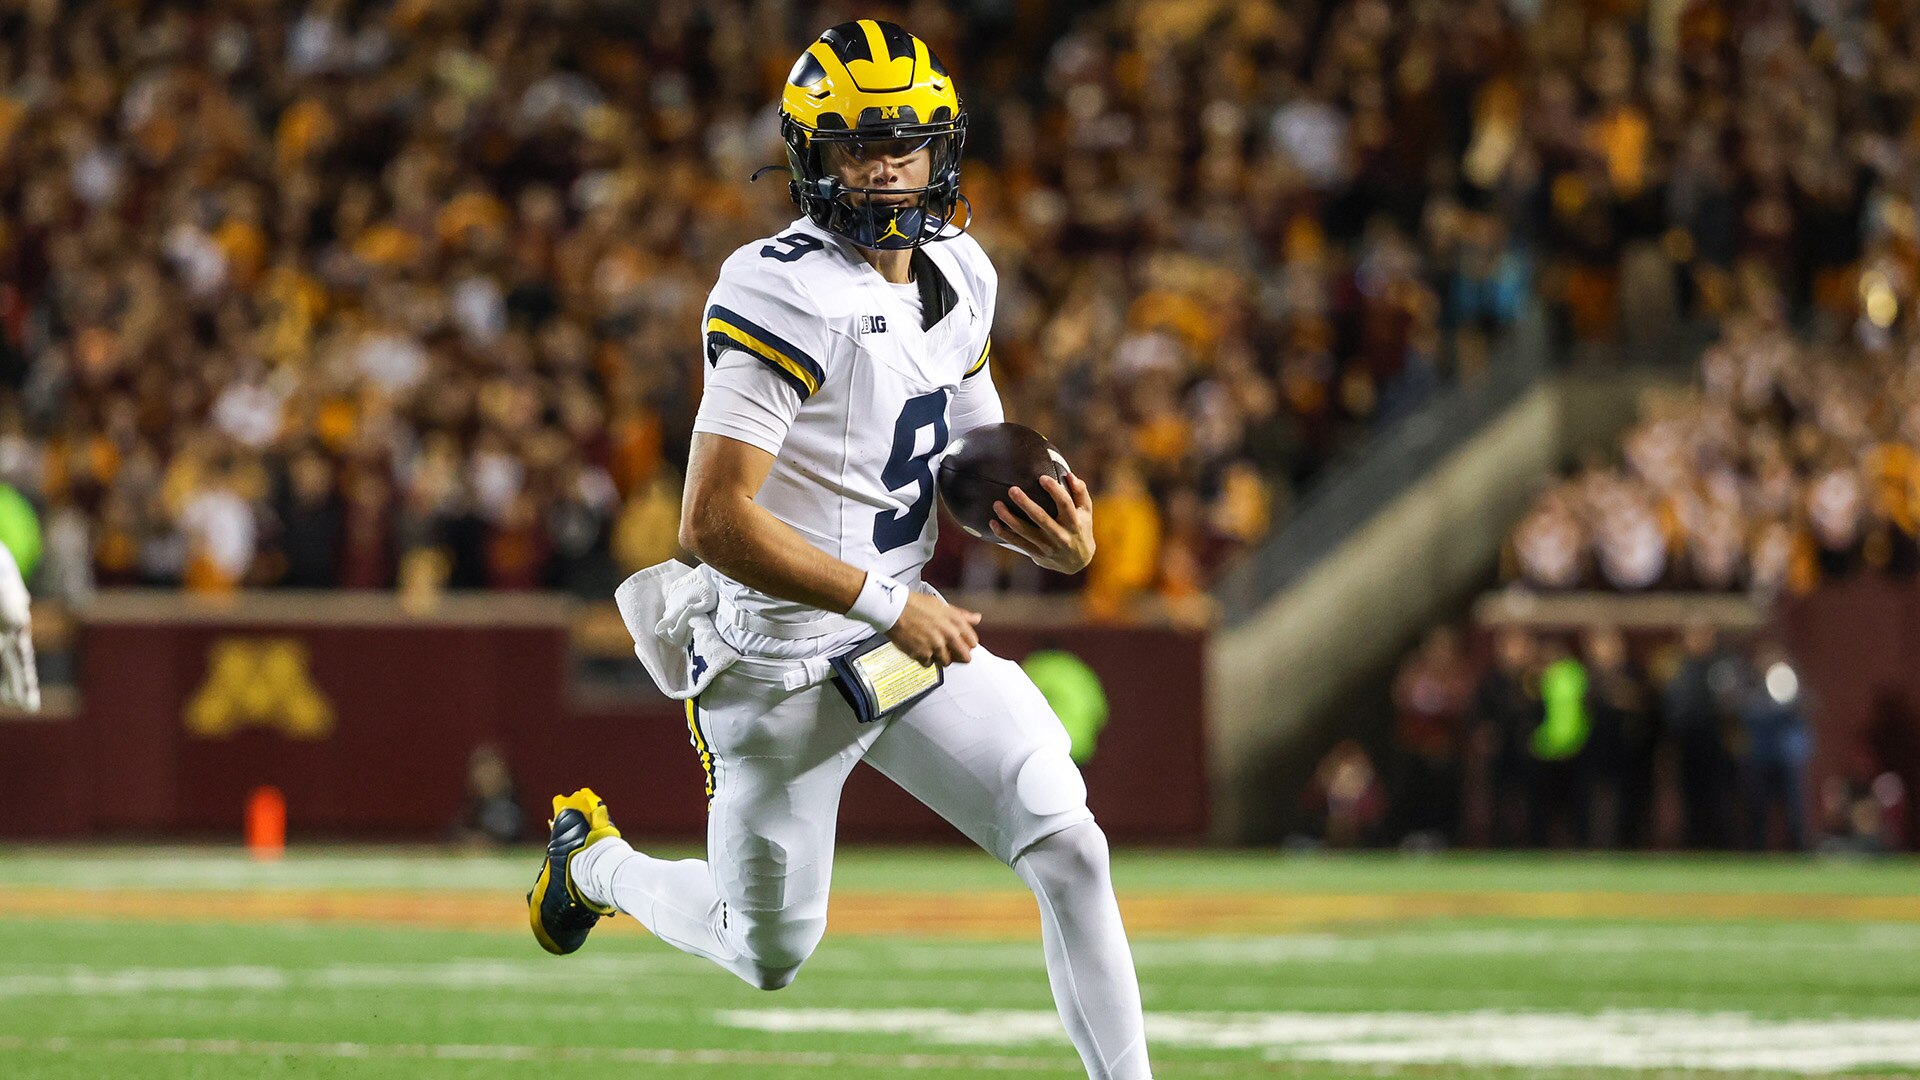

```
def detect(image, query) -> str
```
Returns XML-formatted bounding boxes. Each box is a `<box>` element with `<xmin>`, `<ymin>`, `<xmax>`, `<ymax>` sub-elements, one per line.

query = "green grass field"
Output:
<box><xmin>2</xmin><ymin>847</ymin><xmax>1919</xmax><ymax>1078</ymax></box>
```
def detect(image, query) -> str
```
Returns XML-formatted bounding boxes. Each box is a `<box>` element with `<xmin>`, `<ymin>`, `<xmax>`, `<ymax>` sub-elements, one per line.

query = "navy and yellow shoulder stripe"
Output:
<box><xmin>965</xmin><ymin>336</ymin><xmax>990</xmax><ymax>378</ymax></box>
<box><xmin>705</xmin><ymin>304</ymin><xmax>827</xmax><ymax>401</ymax></box>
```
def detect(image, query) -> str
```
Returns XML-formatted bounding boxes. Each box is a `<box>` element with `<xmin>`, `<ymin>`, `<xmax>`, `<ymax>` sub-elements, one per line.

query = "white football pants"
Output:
<box><xmin>574</xmin><ymin>645</ymin><xmax>1152</xmax><ymax>1080</ymax></box>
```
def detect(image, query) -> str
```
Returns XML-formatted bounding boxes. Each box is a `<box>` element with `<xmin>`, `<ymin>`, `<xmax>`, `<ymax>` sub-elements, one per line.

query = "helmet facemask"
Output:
<box><xmin>782</xmin><ymin>115</ymin><xmax>968</xmax><ymax>250</ymax></box>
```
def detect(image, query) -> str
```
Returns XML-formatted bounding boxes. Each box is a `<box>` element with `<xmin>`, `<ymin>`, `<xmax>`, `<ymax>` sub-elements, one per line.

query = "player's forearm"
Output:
<box><xmin>682</xmin><ymin>496</ymin><xmax>867</xmax><ymax>617</ymax></box>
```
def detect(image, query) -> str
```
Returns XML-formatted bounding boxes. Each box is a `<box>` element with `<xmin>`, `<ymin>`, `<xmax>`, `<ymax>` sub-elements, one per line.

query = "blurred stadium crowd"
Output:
<box><xmin>1508</xmin><ymin>312</ymin><xmax>1920</xmax><ymax>596</ymax></box>
<box><xmin>1502</xmin><ymin>0</ymin><xmax>1920</xmax><ymax>597</ymax></box>
<box><xmin>0</xmin><ymin>0</ymin><xmax>1913</xmax><ymax>619</ymax></box>
<box><xmin>0</xmin><ymin>0</ymin><xmax>1495</xmax><ymax>614</ymax></box>
<box><xmin>1308</xmin><ymin>621</ymin><xmax>1906</xmax><ymax>853</ymax></box>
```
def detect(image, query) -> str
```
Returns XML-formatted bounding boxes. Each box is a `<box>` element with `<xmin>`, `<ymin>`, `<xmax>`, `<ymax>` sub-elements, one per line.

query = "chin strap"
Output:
<box><xmin>929</xmin><ymin>193</ymin><xmax>974</xmax><ymax>243</ymax></box>
<box><xmin>749</xmin><ymin>164</ymin><xmax>786</xmax><ymax>183</ymax></box>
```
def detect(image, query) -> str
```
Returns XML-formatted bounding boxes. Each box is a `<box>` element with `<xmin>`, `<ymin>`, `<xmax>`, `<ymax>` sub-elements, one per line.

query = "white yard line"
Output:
<box><xmin>1176</xmin><ymin>981</ymin><xmax>1920</xmax><ymax>1014</ymax></box>
<box><xmin>7</xmin><ymin>957</ymin><xmax>1920</xmax><ymax>1074</ymax></box>
<box><xmin>58</xmin><ymin>994</ymin><xmax>690</xmax><ymax>1024</ymax></box>
<box><xmin>0</xmin><ymin>1032</ymin><xmax>1101</xmax><ymax>1075</ymax></box>
<box><xmin>0</xmin><ymin>957</ymin><xmax>649</xmax><ymax>998</ymax></box>
<box><xmin>35</xmin><ymin>956</ymin><xmax>1882</xmax><ymax>1019</ymax></box>
<box><xmin>717</xmin><ymin>1008</ymin><xmax>1920</xmax><ymax>1074</ymax></box>
<box><xmin>862</xmin><ymin>924</ymin><xmax>1920</xmax><ymax>970</ymax></box>
<box><xmin>0</xmin><ymin>957</ymin><xmax>1052</xmax><ymax>1001</ymax></box>
<box><xmin>0</xmin><ymin>927</ymin><xmax>1911</xmax><ymax>1004</ymax></box>
<box><xmin>0</xmin><ymin>966</ymin><xmax>291</xmax><ymax>997</ymax></box>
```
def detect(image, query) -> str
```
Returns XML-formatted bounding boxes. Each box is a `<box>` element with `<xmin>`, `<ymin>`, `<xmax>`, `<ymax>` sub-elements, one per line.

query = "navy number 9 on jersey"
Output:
<box><xmin>873</xmin><ymin>390</ymin><xmax>950</xmax><ymax>553</ymax></box>
<box><xmin>759</xmin><ymin>233</ymin><xmax>823</xmax><ymax>262</ymax></box>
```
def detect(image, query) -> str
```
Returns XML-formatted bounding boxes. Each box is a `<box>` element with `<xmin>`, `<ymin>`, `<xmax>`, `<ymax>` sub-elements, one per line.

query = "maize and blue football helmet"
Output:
<box><xmin>777</xmin><ymin>20</ymin><xmax>968</xmax><ymax>250</ymax></box>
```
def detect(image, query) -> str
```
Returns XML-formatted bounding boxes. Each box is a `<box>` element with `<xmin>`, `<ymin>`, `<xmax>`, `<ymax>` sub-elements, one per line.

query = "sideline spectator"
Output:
<box><xmin>1819</xmin><ymin>768</ymin><xmax>1907</xmax><ymax>855</ymax></box>
<box><xmin>1734</xmin><ymin>640</ymin><xmax>1812</xmax><ymax>851</ymax></box>
<box><xmin>1663</xmin><ymin>621</ymin><xmax>1740</xmax><ymax>849</ymax></box>
<box><xmin>1389</xmin><ymin>626</ymin><xmax>1474</xmax><ymax>848</ymax></box>
<box><xmin>1469</xmin><ymin>627</ymin><xmax>1540</xmax><ymax>847</ymax></box>
<box><xmin>1301</xmin><ymin>739</ymin><xmax>1387</xmax><ymax>849</ymax></box>
<box><xmin>1529</xmin><ymin>640</ymin><xmax>1591</xmax><ymax>847</ymax></box>
<box><xmin>1582</xmin><ymin>624</ymin><xmax>1654</xmax><ymax>849</ymax></box>
<box><xmin>453</xmin><ymin>743</ymin><xmax>525</xmax><ymax>849</ymax></box>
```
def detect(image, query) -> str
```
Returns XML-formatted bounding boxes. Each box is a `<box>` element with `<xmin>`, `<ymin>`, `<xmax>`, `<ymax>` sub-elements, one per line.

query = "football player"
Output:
<box><xmin>530</xmin><ymin>21</ymin><xmax>1151</xmax><ymax>1079</ymax></box>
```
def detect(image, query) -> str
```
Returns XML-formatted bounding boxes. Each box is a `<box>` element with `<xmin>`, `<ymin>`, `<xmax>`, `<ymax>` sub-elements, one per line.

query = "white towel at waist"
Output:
<box><xmin>613</xmin><ymin>560</ymin><xmax>836</xmax><ymax>697</ymax></box>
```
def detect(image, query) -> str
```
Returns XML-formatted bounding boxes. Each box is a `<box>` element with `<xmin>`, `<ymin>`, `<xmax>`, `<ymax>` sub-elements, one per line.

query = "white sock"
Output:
<box><xmin>573</xmin><ymin>837</ymin><xmax>728</xmax><ymax>955</ymax></box>
<box><xmin>1013</xmin><ymin>821</ymin><xmax>1153</xmax><ymax>1080</ymax></box>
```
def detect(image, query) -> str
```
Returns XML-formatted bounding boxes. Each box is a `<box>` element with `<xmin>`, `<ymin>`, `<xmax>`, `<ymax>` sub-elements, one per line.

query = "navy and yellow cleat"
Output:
<box><xmin>527</xmin><ymin>787</ymin><xmax>622</xmax><ymax>956</ymax></box>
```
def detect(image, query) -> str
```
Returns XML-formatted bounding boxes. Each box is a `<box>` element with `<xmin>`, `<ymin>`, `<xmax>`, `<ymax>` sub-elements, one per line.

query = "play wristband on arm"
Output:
<box><xmin>847</xmin><ymin>571</ymin><xmax>909</xmax><ymax>631</ymax></box>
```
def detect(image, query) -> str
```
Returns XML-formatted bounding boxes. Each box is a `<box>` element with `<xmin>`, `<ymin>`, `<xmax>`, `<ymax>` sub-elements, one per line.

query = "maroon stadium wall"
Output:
<box><xmin>0</xmin><ymin>593</ymin><xmax>1208</xmax><ymax>842</ymax></box>
<box><xmin>1780</xmin><ymin>579</ymin><xmax>1920</xmax><ymax>846</ymax></box>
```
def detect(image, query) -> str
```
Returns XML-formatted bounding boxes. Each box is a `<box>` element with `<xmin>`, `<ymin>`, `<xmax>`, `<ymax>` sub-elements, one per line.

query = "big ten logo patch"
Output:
<box><xmin>185</xmin><ymin>638</ymin><xmax>335</xmax><ymax>740</ymax></box>
<box><xmin>859</xmin><ymin>314</ymin><xmax>888</xmax><ymax>335</ymax></box>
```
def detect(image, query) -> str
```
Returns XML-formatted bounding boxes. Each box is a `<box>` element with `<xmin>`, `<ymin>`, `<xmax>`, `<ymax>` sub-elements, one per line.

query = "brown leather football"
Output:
<box><xmin>936</xmin><ymin>423</ymin><xmax>1071</xmax><ymax>542</ymax></box>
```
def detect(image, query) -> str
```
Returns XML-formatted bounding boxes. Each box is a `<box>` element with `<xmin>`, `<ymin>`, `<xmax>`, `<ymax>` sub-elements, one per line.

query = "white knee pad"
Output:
<box><xmin>1002</xmin><ymin>741</ymin><xmax>1093</xmax><ymax>863</ymax></box>
<box><xmin>987</xmin><ymin>655</ymin><xmax>1093</xmax><ymax>862</ymax></box>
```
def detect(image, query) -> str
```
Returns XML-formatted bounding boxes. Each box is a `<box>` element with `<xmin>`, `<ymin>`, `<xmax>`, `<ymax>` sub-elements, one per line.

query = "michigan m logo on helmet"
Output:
<box><xmin>778</xmin><ymin>20</ymin><xmax>968</xmax><ymax>250</ymax></box>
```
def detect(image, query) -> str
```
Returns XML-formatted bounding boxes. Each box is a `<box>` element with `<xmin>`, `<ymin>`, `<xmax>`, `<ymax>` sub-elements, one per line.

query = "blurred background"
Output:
<box><xmin>9</xmin><ymin>2</ymin><xmax>1920</xmax><ymax>1078</ymax></box>
<box><xmin>0</xmin><ymin>0</ymin><xmax>1914</xmax><ymax>859</ymax></box>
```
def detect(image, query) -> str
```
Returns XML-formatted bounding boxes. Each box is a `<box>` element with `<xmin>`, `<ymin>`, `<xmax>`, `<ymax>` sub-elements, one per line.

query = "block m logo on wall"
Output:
<box><xmin>185</xmin><ymin>637</ymin><xmax>334</xmax><ymax>739</ymax></box>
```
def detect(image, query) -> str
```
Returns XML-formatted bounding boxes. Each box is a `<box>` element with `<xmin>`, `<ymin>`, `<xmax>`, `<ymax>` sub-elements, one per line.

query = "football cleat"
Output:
<box><xmin>527</xmin><ymin>787</ymin><xmax>622</xmax><ymax>956</ymax></box>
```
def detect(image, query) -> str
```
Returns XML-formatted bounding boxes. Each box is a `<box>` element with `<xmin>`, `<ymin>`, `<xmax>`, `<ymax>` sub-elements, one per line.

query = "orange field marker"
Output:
<box><xmin>245</xmin><ymin>787</ymin><xmax>286</xmax><ymax>862</ymax></box>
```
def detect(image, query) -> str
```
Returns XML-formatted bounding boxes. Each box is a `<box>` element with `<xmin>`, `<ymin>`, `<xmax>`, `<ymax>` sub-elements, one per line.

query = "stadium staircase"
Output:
<box><xmin>1208</xmin><ymin>312</ymin><xmax>1699</xmax><ymax>841</ymax></box>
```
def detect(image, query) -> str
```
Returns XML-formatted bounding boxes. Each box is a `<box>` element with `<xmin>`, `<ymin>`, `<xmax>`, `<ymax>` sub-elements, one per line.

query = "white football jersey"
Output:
<box><xmin>692</xmin><ymin>215</ymin><xmax>998</xmax><ymax>652</ymax></box>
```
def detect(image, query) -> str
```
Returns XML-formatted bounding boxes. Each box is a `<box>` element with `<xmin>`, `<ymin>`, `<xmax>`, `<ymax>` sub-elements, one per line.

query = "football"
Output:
<box><xmin>936</xmin><ymin>422</ymin><xmax>1072</xmax><ymax>542</ymax></box>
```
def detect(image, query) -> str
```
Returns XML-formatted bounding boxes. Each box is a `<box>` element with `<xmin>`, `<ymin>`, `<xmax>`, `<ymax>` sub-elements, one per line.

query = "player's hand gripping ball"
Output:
<box><xmin>938</xmin><ymin>422</ymin><xmax>1096</xmax><ymax>575</ymax></box>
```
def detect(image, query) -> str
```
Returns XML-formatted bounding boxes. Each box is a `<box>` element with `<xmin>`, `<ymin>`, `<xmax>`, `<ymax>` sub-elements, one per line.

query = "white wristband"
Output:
<box><xmin>847</xmin><ymin>572</ymin><xmax>909</xmax><ymax>631</ymax></box>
